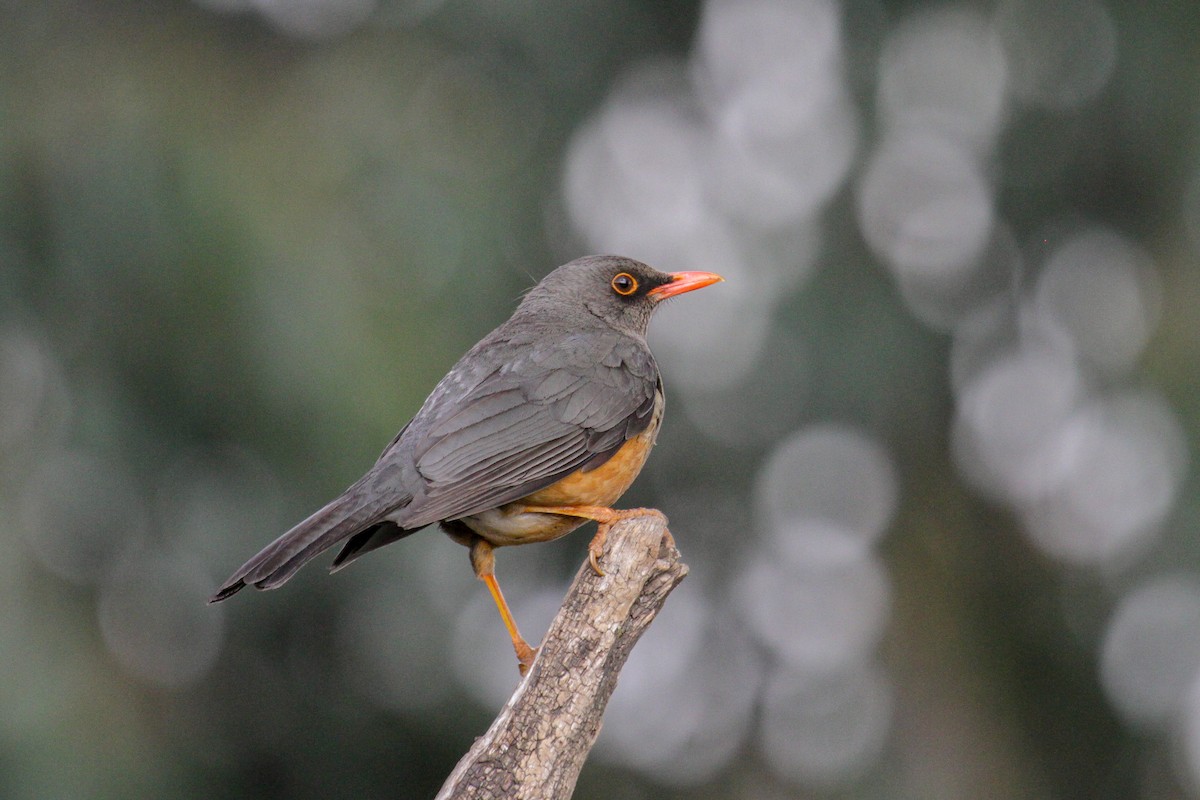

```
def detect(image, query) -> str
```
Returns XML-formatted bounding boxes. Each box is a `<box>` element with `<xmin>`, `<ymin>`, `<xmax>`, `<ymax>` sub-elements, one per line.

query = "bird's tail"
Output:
<box><xmin>209</xmin><ymin>476</ymin><xmax>409</xmax><ymax>603</ymax></box>
<box><xmin>328</xmin><ymin>522</ymin><xmax>417</xmax><ymax>573</ymax></box>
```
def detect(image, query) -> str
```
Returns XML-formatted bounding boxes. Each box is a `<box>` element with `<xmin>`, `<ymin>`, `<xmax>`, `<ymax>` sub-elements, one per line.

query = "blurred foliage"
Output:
<box><xmin>2</xmin><ymin>1</ymin><xmax>1200</xmax><ymax>799</ymax></box>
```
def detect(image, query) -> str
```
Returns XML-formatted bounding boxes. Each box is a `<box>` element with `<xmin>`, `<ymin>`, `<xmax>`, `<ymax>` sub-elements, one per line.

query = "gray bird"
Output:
<box><xmin>210</xmin><ymin>255</ymin><xmax>723</xmax><ymax>673</ymax></box>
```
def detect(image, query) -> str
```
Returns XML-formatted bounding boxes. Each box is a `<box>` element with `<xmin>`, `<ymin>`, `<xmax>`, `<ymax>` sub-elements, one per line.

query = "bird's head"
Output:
<box><xmin>520</xmin><ymin>255</ymin><xmax>724</xmax><ymax>337</ymax></box>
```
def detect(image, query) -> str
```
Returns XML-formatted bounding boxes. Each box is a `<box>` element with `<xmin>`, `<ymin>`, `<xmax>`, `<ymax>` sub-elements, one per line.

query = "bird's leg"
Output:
<box><xmin>469</xmin><ymin>537</ymin><xmax>536</xmax><ymax>676</ymax></box>
<box><xmin>511</xmin><ymin>505</ymin><xmax>669</xmax><ymax>576</ymax></box>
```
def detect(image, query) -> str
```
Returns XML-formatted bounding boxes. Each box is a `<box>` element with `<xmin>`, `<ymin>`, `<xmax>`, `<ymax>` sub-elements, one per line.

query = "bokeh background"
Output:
<box><xmin>3</xmin><ymin>0</ymin><xmax>1199</xmax><ymax>797</ymax></box>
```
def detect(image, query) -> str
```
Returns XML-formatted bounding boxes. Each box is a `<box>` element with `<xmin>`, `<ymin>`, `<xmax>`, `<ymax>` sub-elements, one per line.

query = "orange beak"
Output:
<box><xmin>648</xmin><ymin>271</ymin><xmax>725</xmax><ymax>300</ymax></box>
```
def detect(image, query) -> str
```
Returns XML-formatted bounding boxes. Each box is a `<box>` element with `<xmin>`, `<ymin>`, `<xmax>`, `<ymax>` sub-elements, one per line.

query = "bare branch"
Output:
<box><xmin>437</xmin><ymin>513</ymin><xmax>687</xmax><ymax>800</ymax></box>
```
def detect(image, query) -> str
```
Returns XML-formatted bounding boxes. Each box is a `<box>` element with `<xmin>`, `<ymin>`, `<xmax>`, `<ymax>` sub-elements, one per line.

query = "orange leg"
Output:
<box><xmin>469</xmin><ymin>538</ymin><xmax>536</xmax><ymax>675</ymax></box>
<box><xmin>511</xmin><ymin>505</ymin><xmax>669</xmax><ymax>576</ymax></box>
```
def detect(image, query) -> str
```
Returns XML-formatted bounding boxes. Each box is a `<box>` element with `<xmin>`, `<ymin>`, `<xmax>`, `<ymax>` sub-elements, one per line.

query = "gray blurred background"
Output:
<box><xmin>2</xmin><ymin>1</ymin><xmax>1199</xmax><ymax>798</ymax></box>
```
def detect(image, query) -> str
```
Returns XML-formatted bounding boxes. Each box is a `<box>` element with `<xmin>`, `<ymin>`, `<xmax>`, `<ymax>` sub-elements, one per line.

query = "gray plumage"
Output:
<box><xmin>210</xmin><ymin>255</ymin><xmax>669</xmax><ymax>602</ymax></box>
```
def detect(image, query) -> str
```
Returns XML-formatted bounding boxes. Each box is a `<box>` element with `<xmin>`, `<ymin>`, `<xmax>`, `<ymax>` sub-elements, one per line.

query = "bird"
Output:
<box><xmin>210</xmin><ymin>255</ymin><xmax>723</xmax><ymax>674</ymax></box>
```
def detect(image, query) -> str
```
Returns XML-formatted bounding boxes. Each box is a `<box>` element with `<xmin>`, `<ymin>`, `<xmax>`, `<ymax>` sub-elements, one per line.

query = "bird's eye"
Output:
<box><xmin>611</xmin><ymin>272</ymin><xmax>638</xmax><ymax>296</ymax></box>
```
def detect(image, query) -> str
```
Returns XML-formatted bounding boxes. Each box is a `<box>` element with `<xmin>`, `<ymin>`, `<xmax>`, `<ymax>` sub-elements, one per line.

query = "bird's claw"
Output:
<box><xmin>515</xmin><ymin>641</ymin><xmax>538</xmax><ymax>676</ymax></box>
<box><xmin>588</xmin><ymin>535</ymin><xmax>607</xmax><ymax>576</ymax></box>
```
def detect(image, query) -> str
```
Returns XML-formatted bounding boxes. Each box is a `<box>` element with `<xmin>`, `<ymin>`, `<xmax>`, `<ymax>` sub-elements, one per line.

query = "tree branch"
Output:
<box><xmin>436</xmin><ymin>513</ymin><xmax>687</xmax><ymax>800</ymax></box>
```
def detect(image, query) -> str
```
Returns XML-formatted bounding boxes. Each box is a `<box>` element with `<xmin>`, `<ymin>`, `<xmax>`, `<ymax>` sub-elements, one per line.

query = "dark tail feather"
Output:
<box><xmin>329</xmin><ymin>522</ymin><xmax>417</xmax><ymax>573</ymax></box>
<box><xmin>209</xmin><ymin>479</ymin><xmax>408</xmax><ymax>603</ymax></box>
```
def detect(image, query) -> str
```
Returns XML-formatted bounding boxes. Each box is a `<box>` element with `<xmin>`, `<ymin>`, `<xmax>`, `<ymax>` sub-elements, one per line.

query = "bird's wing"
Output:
<box><xmin>394</xmin><ymin>331</ymin><xmax>659</xmax><ymax>529</ymax></box>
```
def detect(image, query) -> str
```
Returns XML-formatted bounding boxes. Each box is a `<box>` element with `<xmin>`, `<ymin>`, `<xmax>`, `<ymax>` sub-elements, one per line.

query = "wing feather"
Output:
<box><xmin>394</xmin><ymin>332</ymin><xmax>658</xmax><ymax>529</ymax></box>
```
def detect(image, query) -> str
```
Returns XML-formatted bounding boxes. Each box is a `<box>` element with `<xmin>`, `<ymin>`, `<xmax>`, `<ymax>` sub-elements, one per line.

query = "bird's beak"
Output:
<box><xmin>648</xmin><ymin>271</ymin><xmax>725</xmax><ymax>300</ymax></box>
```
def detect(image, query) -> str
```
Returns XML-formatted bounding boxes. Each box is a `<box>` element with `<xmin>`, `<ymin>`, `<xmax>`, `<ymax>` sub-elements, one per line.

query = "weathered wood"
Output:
<box><xmin>436</xmin><ymin>513</ymin><xmax>687</xmax><ymax>800</ymax></box>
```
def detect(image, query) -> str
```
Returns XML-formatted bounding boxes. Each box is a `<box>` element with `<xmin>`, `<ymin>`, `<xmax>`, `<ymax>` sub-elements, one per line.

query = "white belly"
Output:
<box><xmin>459</xmin><ymin>506</ymin><xmax>587</xmax><ymax>546</ymax></box>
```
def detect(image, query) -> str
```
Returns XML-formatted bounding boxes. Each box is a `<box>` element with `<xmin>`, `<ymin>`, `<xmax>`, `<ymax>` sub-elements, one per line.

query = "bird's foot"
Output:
<box><xmin>586</xmin><ymin>508</ymin><xmax>668</xmax><ymax>576</ymax></box>
<box><xmin>515</xmin><ymin>640</ymin><xmax>538</xmax><ymax>676</ymax></box>
<box><xmin>587</xmin><ymin>531</ymin><xmax>606</xmax><ymax>576</ymax></box>
<box><xmin>510</xmin><ymin>504</ymin><xmax>669</xmax><ymax>576</ymax></box>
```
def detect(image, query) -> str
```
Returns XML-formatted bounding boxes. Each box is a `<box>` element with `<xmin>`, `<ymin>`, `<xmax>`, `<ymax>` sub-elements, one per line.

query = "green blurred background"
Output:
<box><xmin>3</xmin><ymin>1</ymin><xmax>1200</xmax><ymax>798</ymax></box>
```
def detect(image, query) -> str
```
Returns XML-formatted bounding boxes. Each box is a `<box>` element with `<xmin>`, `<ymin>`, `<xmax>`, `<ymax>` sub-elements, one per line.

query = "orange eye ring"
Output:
<box><xmin>611</xmin><ymin>272</ymin><xmax>638</xmax><ymax>296</ymax></box>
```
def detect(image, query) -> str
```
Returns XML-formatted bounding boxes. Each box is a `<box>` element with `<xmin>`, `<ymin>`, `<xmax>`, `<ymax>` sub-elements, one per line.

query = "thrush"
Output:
<box><xmin>210</xmin><ymin>255</ymin><xmax>723</xmax><ymax>673</ymax></box>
